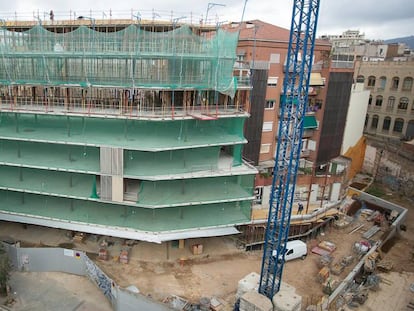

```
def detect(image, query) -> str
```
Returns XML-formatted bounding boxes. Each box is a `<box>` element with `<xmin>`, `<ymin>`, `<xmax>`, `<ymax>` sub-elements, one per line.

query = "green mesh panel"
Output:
<box><xmin>137</xmin><ymin>175</ymin><xmax>255</xmax><ymax>207</ymax></box>
<box><xmin>0</xmin><ymin>139</ymin><xmax>100</xmax><ymax>173</ymax></box>
<box><xmin>0</xmin><ymin>166</ymin><xmax>96</xmax><ymax>199</ymax></box>
<box><xmin>124</xmin><ymin>147</ymin><xmax>220</xmax><ymax>177</ymax></box>
<box><xmin>0</xmin><ymin>25</ymin><xmax>239</xmax><ymax>97</ymax></box>
<box><xmin>0</xmin><ymin>113</ymin><xmax>247</xmax><ymax>151</ymax></box>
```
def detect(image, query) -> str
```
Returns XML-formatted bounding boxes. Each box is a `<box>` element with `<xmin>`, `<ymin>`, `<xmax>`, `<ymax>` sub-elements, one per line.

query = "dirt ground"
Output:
<box><xmin>1</xmin><ymin>188</ymin><xmax>413</xmax><ymax>311</ymax></box>
<box><xmin>95</xmin><ymin>191</ymin><xmax>414</xmax><ymax>310</ymax></box>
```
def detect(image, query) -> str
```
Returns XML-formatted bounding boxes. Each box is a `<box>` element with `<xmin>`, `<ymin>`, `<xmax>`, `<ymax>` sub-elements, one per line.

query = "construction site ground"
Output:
<box><xmin>1</xmin><ymin>191</ymin><xmax>413</xmax><ymax>310</ymax></box>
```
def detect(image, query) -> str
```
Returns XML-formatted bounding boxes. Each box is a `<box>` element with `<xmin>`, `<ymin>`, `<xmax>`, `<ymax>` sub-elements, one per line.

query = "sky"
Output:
<box><xmin>0</xmin><ymin>0</ymin><xmax>413</xmax><ymax>40</ymax></box>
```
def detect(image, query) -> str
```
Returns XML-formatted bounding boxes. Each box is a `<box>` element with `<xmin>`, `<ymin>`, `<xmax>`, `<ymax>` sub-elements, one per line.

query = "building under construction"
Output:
<box><xmin>0</xmin><ymin>18</ymin><xmax>256</xmax><ymax>243</ymax></box>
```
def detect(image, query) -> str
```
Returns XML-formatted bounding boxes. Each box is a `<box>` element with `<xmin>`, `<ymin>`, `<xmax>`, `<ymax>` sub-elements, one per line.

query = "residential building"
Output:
<box><xmin>0</xmin><ymin>18</ymin><xmax>257</xmax><ymax>243</ymax></box>
<box><xmin>229</xmin><ymin>20</ymin><xmax>352</xmax><ymax>215</ymax></box>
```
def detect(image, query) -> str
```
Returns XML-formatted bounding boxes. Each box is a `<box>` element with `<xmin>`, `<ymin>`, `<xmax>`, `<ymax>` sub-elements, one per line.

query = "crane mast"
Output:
<box><xmin>259</xmin><ymin>0</ymin><xmax>320</xmax><ymax>299</ymax></box>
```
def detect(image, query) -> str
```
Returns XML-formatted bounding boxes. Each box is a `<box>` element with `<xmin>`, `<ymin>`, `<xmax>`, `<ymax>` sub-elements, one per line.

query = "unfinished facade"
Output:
<box><xmin>0</xmin><ymin>19</ymin><xmax>256</xmax><ymax>242</ymax></box>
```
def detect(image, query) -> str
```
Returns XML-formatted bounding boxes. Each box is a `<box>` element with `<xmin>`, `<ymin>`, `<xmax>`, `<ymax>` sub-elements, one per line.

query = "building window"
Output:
<box><xmin>254</xmin><ymin>186</ymin><xmax>264</xmax><ymax>205</ymax></box>
<box><xmin>371</xmin><ymin>115</ymin><xmax>379</xmax><ymax>129</ymax></box>
<box><xmin>402</xmin><ymin>77</ymin><xmax>413</xmax><ymax>91</ymax></box>
<box><xmin>267</xmin><ymin>77</ymin><xmax>278</xmax><ymax>87</ymax></box>
<box><xmin>307</xmin><ymin>139</ymin><xmax>316</xmax><ymax>151</ymax></box>
<box><xmin>382</xmin><ymin>117</ymin><xmax>391</xmax><ymax>131</ymax></box>
<box><xmin>393</xmin><ymin>118</ymin><xmax>404</xmax><ymax>133</ymax></box>
<box><xmin>367</xmin><ymin>75</ymin><xmax>376</xmax><ymax>87</ymax></box>
<box><xmin>379</xmin><ymin>76</ymin><xmax>386</xmax><ymax>89</ymax></box>
<box><xmin>368</xmin><ymin>95</ymin><xmax>372</xmax><ymax>105</ymax></box>
<box><xmin>365</xmin><ymin>114</ymin><xmax>369</xmax><ymax>128</ymax></box>
<box><xmin>391</xmin><ymin>77</ymin><xmax>399</xmax><ymax>90</ymax></box>
<box><xmin>260</xmin><ymin>143</ymin><xmax>271</xmax><ymax>154</ymax></box>
<box><xmin>262</xmin><ymin>121</ymin><xmax>273</xmax><ymax>132</ymax></box>
<box><xmin>375</xmin><ymin>95</ymin><xmax>383</xmax><ymax>107</ymax></box>
<box><xmin>398</xmin><ymin>97</ymin><xmax>409</xmax><ymax>110</ymax></box>
<box><xmin>387</xmin><ymin>96</ymin><xmax>395</xmax><ymax>109</ymax></box>
<box><xmin>269</xmin><ymin>53</ymin><xmax>281</xmax><ymax>64</ymax></box>
<box><xmin>265</xmin><ymin>100</ymin><xmax>276</xmax><ymax>109</ymax></box>
<box><xmin>356</xmin><ymin>75</ymin><xmax>364</xmax><ymax>83</ymax></box>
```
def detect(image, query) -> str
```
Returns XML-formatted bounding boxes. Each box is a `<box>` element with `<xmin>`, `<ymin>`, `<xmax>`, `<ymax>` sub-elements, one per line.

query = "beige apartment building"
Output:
<box><xmin>359</xmin><ymin>60</ymin><xmax>414</xmax><ymax>140</ymax></box>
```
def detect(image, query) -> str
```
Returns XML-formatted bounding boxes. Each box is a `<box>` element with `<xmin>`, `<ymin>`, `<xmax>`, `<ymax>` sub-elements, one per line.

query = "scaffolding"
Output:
<box><xmin>0</xmin><ymin>25</ymin><xmax>238</xmax><ymax>92</ymax></box>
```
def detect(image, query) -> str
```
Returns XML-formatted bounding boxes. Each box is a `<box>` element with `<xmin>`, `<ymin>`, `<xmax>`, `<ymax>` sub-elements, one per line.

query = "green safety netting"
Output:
<box><xmin>0</xmin><ymin>190</ymin><xmax>252</xmax><ymax>232</ymax></box>
<box><xmin>0</xmin><ymin>25</ymin><xmax>239</xmax><ymax>96</ymax></box>
<box><xmin>0</xmin><ymin>112</ymin><xmax>247</xmax><ymax>151</ymax></box>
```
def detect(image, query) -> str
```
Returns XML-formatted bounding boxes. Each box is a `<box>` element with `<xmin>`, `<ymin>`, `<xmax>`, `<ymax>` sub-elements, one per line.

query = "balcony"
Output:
<box><xmin>301</xmin><ymin>149</ymin><xmax>311</xmax><ymax>157</ymax></box>
<box><xmin>302</xmin><ymin>129</ymin><xmax>314</xmax><ymax>138</ymax></box>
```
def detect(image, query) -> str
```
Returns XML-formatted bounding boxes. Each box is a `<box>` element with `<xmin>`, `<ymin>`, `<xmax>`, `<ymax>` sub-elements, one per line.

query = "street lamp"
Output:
<box><xmin>205</xmin><ymin>2</ymin><xmax>226</xmax><ymax>25</ymax></box>
<box><xmin>77</xmin><ymin>15</ymin><xmax>96</xmax><ymax>30</ymax></box>
<box><xmin>172</xmin><ymin>16</ymin><xmax>186</xmax><ymax>28</ymax></box>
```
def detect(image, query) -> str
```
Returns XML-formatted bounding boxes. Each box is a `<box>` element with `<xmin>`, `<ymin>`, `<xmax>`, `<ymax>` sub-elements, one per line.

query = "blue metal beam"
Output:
<box><xmin>259</xmin><ymin>0</ymin><xmax>320</xmax><ymax>299</ymax></box>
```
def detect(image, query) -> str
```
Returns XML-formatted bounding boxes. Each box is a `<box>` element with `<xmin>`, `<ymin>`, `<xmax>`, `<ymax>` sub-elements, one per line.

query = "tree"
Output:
<box><xmin>0</xmin><ymin>244</ymin><xmax>11</xmax><ymax>295</ymax></box>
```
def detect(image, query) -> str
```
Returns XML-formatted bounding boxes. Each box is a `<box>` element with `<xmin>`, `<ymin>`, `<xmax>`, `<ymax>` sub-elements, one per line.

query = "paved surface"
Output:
<box><xmin>5</xmin><ymin>271</ymin><xmax>112</xmax><ymax>311</ymax></box>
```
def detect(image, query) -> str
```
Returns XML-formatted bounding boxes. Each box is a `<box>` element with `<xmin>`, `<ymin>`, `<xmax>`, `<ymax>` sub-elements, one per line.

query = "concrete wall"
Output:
<box><xmin>363</xmin><ymin>140</ymin><xmax>414</xmax><ymax>198</ymax></box>
<box><xmin>363</xmin><ymin>144</ymin><xmax>377</xmax><ymax>174</ymax></box>
<box><xmin>2</xmin><ymin>244</ymin><xmax>171</xmax><ymax>311</ymax></box>
<box><xmin>16</xmin><ymin>247</ymin><xmax>86</xmax><ymax>275</ymax></box>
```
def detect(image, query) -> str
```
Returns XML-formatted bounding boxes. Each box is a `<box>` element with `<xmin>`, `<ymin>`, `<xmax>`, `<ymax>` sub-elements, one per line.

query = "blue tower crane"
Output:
<box><xmin>258</xmin><ymin>0</ymin><xmax>321</xmax><ymax>299</ymax></box>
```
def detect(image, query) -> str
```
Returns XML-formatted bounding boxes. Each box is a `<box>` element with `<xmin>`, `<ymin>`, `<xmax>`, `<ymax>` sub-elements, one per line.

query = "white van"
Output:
<box><xmin>284</xmin><ymin>240</ymin><xmax>308</xmax><ymax>261</ymax></box>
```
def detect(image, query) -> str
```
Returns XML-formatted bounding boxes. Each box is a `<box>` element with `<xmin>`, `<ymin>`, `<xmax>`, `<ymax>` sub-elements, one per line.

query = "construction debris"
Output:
<box><xmin>340</xmin><ymin>255</ymin><xmax>354</xmax><ymax>267</ymax></box>
<box><xmin>119</xmin><ymin>247</ymin><xmax>130</xmax><ymax>264</ymax></box>
<box><xmin>322</xmin><ymin>278</ymin><xmax>340</xmax><ymax>295</ymax></box>
<box><xmin>318</xmin><ymin>241</ymin><xmax>336</xmax><ymax>253</ymax></box>
<box><xmin>330</xmin><ymin>262</ymin><xmax>345</xmax><ymax>275</ymax></box>
<box><xmin>334</xmin><ymin>215</ymin><xmax>354</xmax><ymax>228</ymax></box>
<box><xmin>377</xmin><ymin>260</ymin><xmax>393</xmax><ymax>272</ymax></box>
<box><xmin>353</xmin><ymin>240</ymin><xmax>371</xmax><ymax>256</ymax></box>
<box><xmin>364</xmin><ymin>251</ymin><xmax>380</xmax><ymax>273</ymax></box>
<box><xmin>317</xmin><ymin>267</ymin><xmax>330</xmax><ymax>284</ymax></box>
<box><xmin>348</xmin><ymin>224</ymin><xmax>365</xmax><ymax>234</ymax></box>
<box><xmin>365</xmin><ymin>274</ymin><xmax>381</xmax><ymax>291</ymax></box>
<box><xmin>363</xmin><ymin>225</ymin><xmax>381</xmax><ymax>239</ymax></box>
<box><xmin>98</xmin><ymin>248</ymin><xmax>109</xmax><ymax>261</ymax></box>
<box><xmin>317</xmin><ymin>254</ymin><xmax>334</xmax><ymax>269</ymax></box>
<box><xmin>73</xmin><ymin>232</ymin><xmax>86</xmax><ymax>243</ymax></box>
<box><xmin>163</xmin><ymin>295</ymin><xmax>191</xmax><ymax>310</ymax></box>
